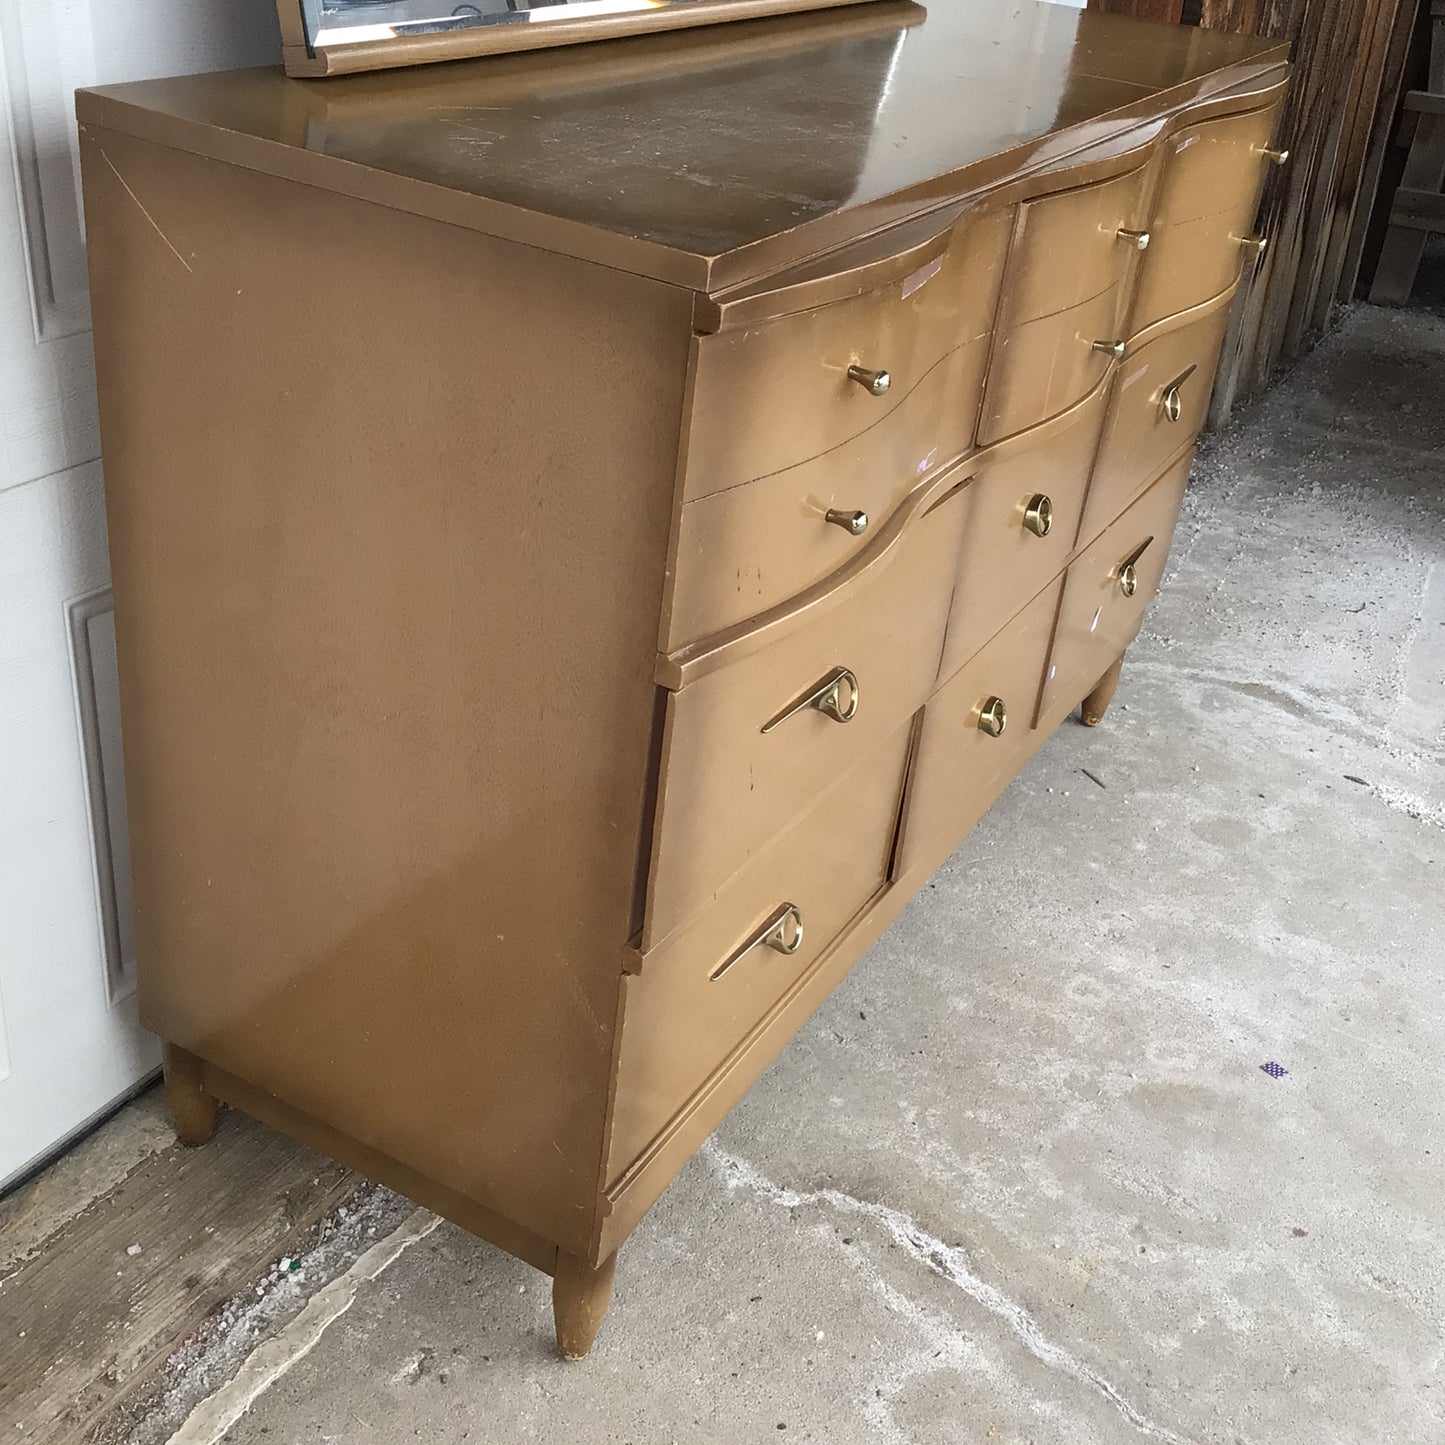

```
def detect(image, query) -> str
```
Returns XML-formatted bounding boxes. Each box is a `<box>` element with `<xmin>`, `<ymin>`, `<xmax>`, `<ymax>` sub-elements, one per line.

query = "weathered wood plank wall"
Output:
<box><xmin>1091</xmin><ymin>0</ymin><xmax>1414</xmax><ymax>416</ymax></box>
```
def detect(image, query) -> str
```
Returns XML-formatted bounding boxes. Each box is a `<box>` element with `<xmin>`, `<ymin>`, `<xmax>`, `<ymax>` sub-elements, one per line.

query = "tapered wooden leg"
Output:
<box><xmin>1080</xmin><ymin>654</ymin><xmax>1125</xmax><ymax>727</ymax></box>
<box><xmin>552</xmin><ymin>1249</ymin><xmax>617</xmax><ymax>1361</ymax></box>
<box><xmin>164</xmin><ymin>1043</ymin><xmax>220</xmax><ymax>1146</ymax></box>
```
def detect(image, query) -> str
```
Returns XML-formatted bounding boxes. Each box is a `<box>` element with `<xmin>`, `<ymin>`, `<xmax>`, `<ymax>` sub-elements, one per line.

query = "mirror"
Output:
<box><xmin>278</xmin><ymin>0</ymin><xmax>885</xmax><ymax>76</ymax></box>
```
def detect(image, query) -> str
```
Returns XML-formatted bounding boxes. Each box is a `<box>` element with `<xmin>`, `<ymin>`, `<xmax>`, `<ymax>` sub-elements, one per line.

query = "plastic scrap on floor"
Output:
<box><xmin>1261</xmin><ymin>1061</ymin><xmax>1288</xmax><ymax>1079</ymax></box>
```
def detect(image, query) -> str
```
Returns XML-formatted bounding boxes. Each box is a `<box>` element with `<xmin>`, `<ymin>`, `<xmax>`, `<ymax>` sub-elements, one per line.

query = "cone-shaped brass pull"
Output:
<box><xmin>1022</xmin><ymin>494</ymin><xmax>1053</xmax><ymax>538</ymax></box>
<box><xmin>1257</xmin><ymin>146</ymin><xmax>1290</xmax><ymax>166</ymax></box>
<box><xmin>1162</xmin><ymin>386</ymin><xmax>1183</xmax><ymax>423</ymax></box>
<box><xmin>1238</xmin><ymin>234</ymin><xmax>1269</xmax><ymax>257</ymax></box>
<box><xmin>825</xmin><ymin>508</ymin><xmax>869</xmax><ymax>536</ymax></box>
<box><xmin>1092</xmin><ymin>339</ymin><xmax>1126</xmax><ymax>361</ymax></box>
<box><xmin>1117</xmin><ymin>228</ymin><xmax>1151</xmax><ymax>251</ymax></box>
<box><xmin>1119</xmin><ymin>564</ymin><xmax>1139</xmax><ymax>598</ymax></box>
<box><xmin>847</xmin><ymin>365</ymin><xmax>891</xmax><ymax>396</ymax></box>
<box><xmin>977</xmin><ymin>696</ymin><xmax>1008</xmax><ymax>738</ymax></box>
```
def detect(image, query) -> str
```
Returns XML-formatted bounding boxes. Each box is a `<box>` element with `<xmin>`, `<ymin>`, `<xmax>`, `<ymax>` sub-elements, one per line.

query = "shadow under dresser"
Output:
<box><xmin>75</xmin><ymin>0</ymin><xmax>1290</xmax><ymax>1359</ymax></box>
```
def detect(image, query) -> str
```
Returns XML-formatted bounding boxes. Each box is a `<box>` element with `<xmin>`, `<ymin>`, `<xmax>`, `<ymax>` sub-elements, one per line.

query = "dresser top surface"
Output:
<box><xmin>78</xmin><ymin>0</ymin><xmax>1286</xmax><ymax>290</ymax></box>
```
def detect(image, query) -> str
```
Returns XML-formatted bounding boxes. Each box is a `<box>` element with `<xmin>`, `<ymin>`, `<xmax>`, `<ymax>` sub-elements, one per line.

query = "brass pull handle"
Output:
<box><xmin>1237</xmin><ymin>234</ymin><xmax>1269</xmax><ymax>257</ymax></box>
<box><xmin>710</xmin><ymin>903</ymin><xmax>804</xmax><ymax>981</ymax></box>
<box><xmin>1117</xmin><ymin>228</ymin><xmax>1151</xmax><ymax>251</ymax></box>
<box><xmin>825</xmin><ymin>508</ymin><xmax>869</xmax><ymax>536</ymax></box>
<box><xmin>1160</xmin><ymin>363</ymin><xmax>1196</xmax><ymax>424</ymax></box>
<box><xmin>1022</xmin><ymin>493</ymin><xmax>1053</xmax><ymax>538</ymax></box>
<box><xmin>1092</xmin><ymin>339</ymin><xmax>1126</xmax><ymax>361</ymax></box>
<box><xmin>976</xmin><ymin>696</ymin><xmax>1008</xmax><ymax>738</ymax></box>
<box><xmin>846</xmin><ymin>365</ymin><xmax>891</xmax><ymax>397</ymax></box>
<box><xmin>761</xmin><ymin>666</ymin><xmax>859</xmax><ymax>733</ymax></box>
<box><xmin>1256</xmin><ymin>146</ymin><xmax>1290</xmax><ymax>167</ymax></box>
<box><xmin>1114</xmin><ymin>536</ymin><xmax>1155</xmax><ymax>598</ymax></box>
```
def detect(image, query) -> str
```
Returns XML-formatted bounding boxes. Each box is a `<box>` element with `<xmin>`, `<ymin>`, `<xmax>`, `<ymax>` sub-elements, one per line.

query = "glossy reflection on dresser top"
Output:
<box><xmin>80</xmin><ymin>0</ymin><xmax>1285</xmax><ymax>287</ymax></box>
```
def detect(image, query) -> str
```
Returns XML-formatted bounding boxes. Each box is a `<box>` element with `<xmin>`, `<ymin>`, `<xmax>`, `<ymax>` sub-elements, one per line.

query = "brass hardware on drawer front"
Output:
<box><xmin>1237</xmin><ymin>234</ymin><xmax>1269</xmax><ymax>257</ymax></box>
<box><xmin>1256</xmin><ymin>146</ymin><xmax>1290</xmax><ymax>167</ymax></box>
<box><xmin>1160</xmin><ymin>363</ymin><xmax>1198</xmax><ymax>424</ymax></box>
<box><xmin>1117</xmin><ymin>228</ymin><xmax>1151</xmax><ymax>251</ymax></box>
<box><xmin>761</xmin><ymin>666</ymin><xmax>859</xmax><ymax>733</ymax></box>
<box><xmin>1022</xmin><ymin>494</ymin><xmax>1053</xmax><ymax>538</ymax></box>
<box><xmin>846</xmin><ymin>365</ymin><xmax>891</xmax><ymax>397</ymax></box>
<box><xmin>976</xmin><ymin>697</ymin><xmax>1008</xmax><ymax>738</ymax></box>
<box><xmin>825</xmin><ymin>507</ymin><xmax>870</xmax><ymax>536</ymax></box>
<box><xmin>709</xmin><ymin>903</ymin><xmax>804</xmax><ymax>981</ymax></box>
<box><xmin>1092</xmin><ymin>339</ymin><xmax>1126</xmax><ymax>361</ymax></box>
<box><xmin>1114</xmin><ymin>536</ymin><xmax>1155</xmax><ymax>598</ymax></box>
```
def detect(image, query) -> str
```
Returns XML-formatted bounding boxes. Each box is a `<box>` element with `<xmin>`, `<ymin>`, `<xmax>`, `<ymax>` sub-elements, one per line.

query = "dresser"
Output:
<box><xmin>77</xmin><ymin>1</ymin><xmax>1290</xmax><ymax>1359</ymax></box>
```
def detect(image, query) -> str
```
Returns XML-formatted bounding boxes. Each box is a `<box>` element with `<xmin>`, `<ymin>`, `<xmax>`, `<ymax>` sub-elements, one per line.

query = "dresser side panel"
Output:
<box><xmin>80</xmin><ymin>127</ymin><xmax>691</xmax><ymax>1255</ymax></box>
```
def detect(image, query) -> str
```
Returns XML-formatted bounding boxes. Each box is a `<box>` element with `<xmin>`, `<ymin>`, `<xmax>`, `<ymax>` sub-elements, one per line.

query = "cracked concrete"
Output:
<box><xmin>13</xmin><ymin>303</ymin><xmax>1444</xmax><ymax>1444</ymax></box>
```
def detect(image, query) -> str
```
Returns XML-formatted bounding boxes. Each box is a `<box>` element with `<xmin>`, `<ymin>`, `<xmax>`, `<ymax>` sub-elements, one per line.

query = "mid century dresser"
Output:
<box><xmin>77</xmin><ymin>1</ymin><xmax>1289</xmax><ymax>1358</ymax></box>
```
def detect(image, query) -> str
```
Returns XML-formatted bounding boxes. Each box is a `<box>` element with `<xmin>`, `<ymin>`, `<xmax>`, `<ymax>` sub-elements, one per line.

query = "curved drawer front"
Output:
<box><xmin>1037</xmin><ymin>451</ymin><xmax>1192</xmax><ymax>732</ymax></box>
<box><xmin>1080</xmin><ymin>299</ymin><xmax>1231</xmax><ymax>545</ymax></box>
<box><xmin>608</xmin><ymin>723</ymin><xmax>911</xmax><ymax>1194</ymax></box>
<box><xmin>665</xmin><ymin>330</ymin><xmax>992</xmax><ymax>650</ymax></box>
<box><xmin>939</xmin><ymin>382</ymin><xmax>1108</xmax><ymax>682</ymax></box>
<box><xmin>978</xmin><ymin>280</ymin><xmax>1127</xmax><ymax>446</ymax></box>
<box><xmin>1131</xmin><ymin>102</ymin><xmax>1283</xmax><ymax>333</ymax></box>
<box><xmin>1003</xmin><ymin>162</ymin><xmax>1151</xmax><ymax>325</ymax></box>
<box><xmin>903</xmin><ymin>579</ymin><xmax>1061</xmax><ymax>881</ymax></box>
<box><xmin>644</xmin><ymin>474</ymin><xmax>969</xmax><ymax>947</ymax></box>
<box><xmin>682</xmin><ymin>206</ymin><xmax>1013</xmax><ymax>501</ymax></box>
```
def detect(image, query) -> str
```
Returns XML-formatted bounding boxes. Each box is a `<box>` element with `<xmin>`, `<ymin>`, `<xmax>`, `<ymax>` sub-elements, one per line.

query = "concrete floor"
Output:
<box><xmin>13</xmin><ymin>304</ymin><xmax>1445</xmax><ymax>1445</ymax></box>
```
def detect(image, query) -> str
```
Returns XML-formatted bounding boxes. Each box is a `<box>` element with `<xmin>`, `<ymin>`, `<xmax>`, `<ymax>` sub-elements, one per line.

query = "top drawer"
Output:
<box><xmin>681</xmin><ymin>206</ymin><xmax>1013</xmax><ymax>501</ymax></box>
<box><xmin>1131</xmin><ymin>99</ymin><xmax>1285</xmax><ymax>333</ymax></box>
<box><xmin>1002</xmin><ymin>162</ymin><xmax>1152</xmax><ymax>326</ymax></box>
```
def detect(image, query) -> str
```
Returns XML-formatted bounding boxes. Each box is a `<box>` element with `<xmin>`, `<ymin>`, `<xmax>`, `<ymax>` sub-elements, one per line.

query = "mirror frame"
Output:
<box><xmin>277</xmin><ymin>0</ymin><xmax>887</xmax><ymax>77</ymax></box>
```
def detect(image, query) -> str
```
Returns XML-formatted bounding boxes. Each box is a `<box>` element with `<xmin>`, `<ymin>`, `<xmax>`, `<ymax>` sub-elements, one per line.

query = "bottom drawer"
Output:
<box><xmin>607</xmin><ymin>720</ymin><xmax>914</xmax><ymax>1189</ymax></box>
<box><xmin>1036</xmin><ymin>451</ymin><xmax>1192</xmax><ymax>732</ymax></box>
<box><xmin>903</xmin><ymin>579</ymin><xmax>1061</xmax><ymax>879</ymax></box>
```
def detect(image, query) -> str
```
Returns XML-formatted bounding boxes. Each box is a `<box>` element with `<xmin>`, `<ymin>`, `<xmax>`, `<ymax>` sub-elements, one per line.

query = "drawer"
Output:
<box><xmin>1131</xmin><ymin>101</ymin><xmax>1284</xmax><ymax>331</ymax></box>
<box><xmin>977</xmin><ymin>281</ymin><xmax>1128</xmax><ymax>445</ymax></box>
<box><xmin>609</xmin><ymin>722</ymin><xmax>912</xmax><ymax>1187</ymax></box>
<box><xmin>938</xmin><ymin>381</ymin><xmax>1108</xmax><ymax>681</ymax></box>
<box><xmin>664</xmin><ymin>329</ymin><xmax>992</xmax><ymax>650</ymax></box>
<box><xmin>902</xmin><ymin>580</ymin><xmax>1061</xmax><ymax>880</ymax></box>
<box><xmin>1036</xmin><ymin>452</ymin><xmax>1192</xmax><ymax>732</ymax></box>
<box><xmin>682</xmin><ymin>206</ymin><xmax>1013</xmax><ymax>501</ymax></box>
<box><xmin>644</xmin><ymin>464</ymin><xmax>970</xmax><ymax>947</ymax></box>
<box><xmin>1079</xmin><ymin>298</ymin><xmax>1231</xmax><ymax>544</ymax></box>
<box><xmin>1003</xmin><ymin>163</ymin><xmax>1151</xmax><ymax>325</ymax></box>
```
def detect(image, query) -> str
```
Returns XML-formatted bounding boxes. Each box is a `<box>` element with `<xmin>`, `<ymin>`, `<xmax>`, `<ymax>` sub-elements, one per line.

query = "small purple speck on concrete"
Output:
<box><xmin>1261</xmin><ymin>1061</ymin><xmax>1287</xmax><ymax>1079</ymax></box>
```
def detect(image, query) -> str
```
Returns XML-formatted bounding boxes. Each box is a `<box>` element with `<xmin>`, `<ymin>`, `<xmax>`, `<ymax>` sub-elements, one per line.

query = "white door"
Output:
<box><xmin>0</xmin><ymin>0</ymin><xmax>279</xmax><ymax>1190</ymax></box>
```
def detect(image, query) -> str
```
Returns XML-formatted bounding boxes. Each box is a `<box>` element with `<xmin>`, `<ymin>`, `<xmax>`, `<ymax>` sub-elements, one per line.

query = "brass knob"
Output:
<box><xmin>847</xmin><ymin>365</ymin><xmax>891</xmax><ymax>397</ymax></box>
<box><xmin>814</xmin><ymin>670</ymin><xmax>859</xmax><ymax>724</ymax></box>
<box><xmin>762</xmin><ymin>904</ymin><xmax>804</xmax><ymax>956</ymax></box>
<box><xmin>1238</xmin><ymin>234</ymin><xmax>1269</xmax><ymax>257</ymax></box>
<box><xmin>1117</xmin><ymin>228</ymin><xmax>1151</xmax><ymax>251</ymax></box>
<box><xmin>977</xmin><ymin>696</ymin><xmax>1007</xmax><ymax>738</ymax></box>
<box><xmin>1022</xmin><ymin>493</ymin><xmax>1053</xmax><ymax>538</ymax></box>
<box><xmin>1162</xmin><ymin>385</ymin><xmax>1183</xmax><ymax>423</ymax></box>
<box><xmin>1119</xmin><ymin>563</ymin><xmax>1139</xmax><ymax>598</ymax></box>
<box><xmin>1092</xmin><ymin>339</ymin><xmax>1126</xmax><ymax>361</ymax></box>
<box><xmin>825</xmin><ymin>508</ymin><xmax>869</xmax><ymax>536</ymax></box>
<box><xmin>1257</xmin><ymin>146</ymin><xmax>1290</xmax><ymax>167</ymax></box>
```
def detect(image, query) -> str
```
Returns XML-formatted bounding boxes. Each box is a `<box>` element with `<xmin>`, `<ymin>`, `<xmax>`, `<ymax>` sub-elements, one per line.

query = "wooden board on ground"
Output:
<box><xmin>0</xmin><ymin>1087</ymin><xmax>357</xmax><ymax>1444</ymax></box>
